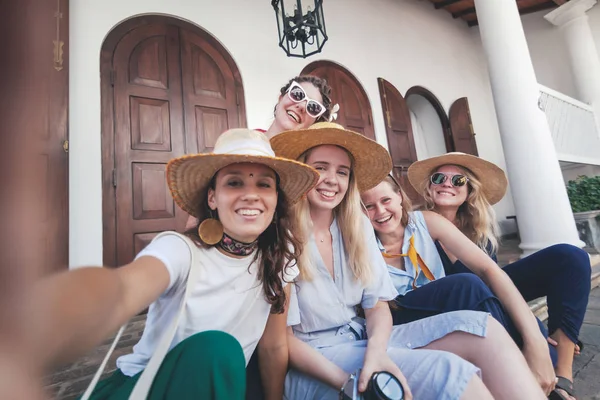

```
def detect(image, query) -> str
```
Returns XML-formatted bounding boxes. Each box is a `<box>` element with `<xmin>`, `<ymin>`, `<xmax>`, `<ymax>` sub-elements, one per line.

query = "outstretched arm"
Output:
<box><xmin>26</xmin><ymin>255</ymin><xmax>170</xmax><ymax>370</ymax></box>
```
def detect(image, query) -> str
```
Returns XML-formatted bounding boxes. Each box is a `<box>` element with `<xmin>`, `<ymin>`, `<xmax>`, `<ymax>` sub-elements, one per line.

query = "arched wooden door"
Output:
<box><xmin>101</xmin><ymin>16</ymin><xmax>247</xmax><ymax>267</ymax></box>
<box><xmin>301</xmin><ymin>61</ymin><xmax>375</xmax><ymax>140</ymax></box>
<box><xmin>378</xmin><ymin>78</ymin><xmax>421</xmax><ymax>204</ymax></box>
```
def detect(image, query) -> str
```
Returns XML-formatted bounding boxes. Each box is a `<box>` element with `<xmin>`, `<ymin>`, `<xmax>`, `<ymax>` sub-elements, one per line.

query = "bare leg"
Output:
<box><xmin>460</xmin><ymin>375</ymin><xmax>493</xmax><ymax>400</ymax></box>
<box><xmin>551</xmin><ymin>328</ymin><xmax>576</xmax><ymax>400</ymax></box>
<box><xmin>422</xmin><ymin>316</ymin><xmax>546</xmax><ymax>400</ymax></box>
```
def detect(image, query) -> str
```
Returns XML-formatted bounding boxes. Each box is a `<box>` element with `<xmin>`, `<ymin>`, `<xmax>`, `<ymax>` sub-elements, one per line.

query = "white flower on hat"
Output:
<box><xmin>328</xmin><ymin>103</ymin><xmax>340</xmax><ymax>122</ymax></box>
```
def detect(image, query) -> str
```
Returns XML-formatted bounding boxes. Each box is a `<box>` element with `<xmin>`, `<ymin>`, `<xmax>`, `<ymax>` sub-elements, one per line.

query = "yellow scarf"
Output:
<box><xmin>382</xmin><ymin>235</ymin><xmax>435</xmax><ymax>289</ymax></box>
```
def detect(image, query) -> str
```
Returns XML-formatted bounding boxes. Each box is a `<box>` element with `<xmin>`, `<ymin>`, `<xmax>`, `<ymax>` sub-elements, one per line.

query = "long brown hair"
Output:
<box><xmin>185</xmin><ymin>176</ymin><xmax>302</xmax><ymax>314</ymax></box>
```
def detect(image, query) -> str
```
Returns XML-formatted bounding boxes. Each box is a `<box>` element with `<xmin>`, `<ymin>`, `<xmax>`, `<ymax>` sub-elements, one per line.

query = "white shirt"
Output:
<box><xmin>117</xmin><ymin>232</ymin><xmax>298</xmax><ymax>376</ymax></box>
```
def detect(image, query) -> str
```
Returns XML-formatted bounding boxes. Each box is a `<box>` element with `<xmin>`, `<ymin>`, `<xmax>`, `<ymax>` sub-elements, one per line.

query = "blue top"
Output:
<box><xmin>436</xmin><ymin>239</ymin><xmax>498</xmax><ymax>275</ymax></box>
<box><xmin>287</xmin><ymin>214</ymin><xmax>398</xmax><ymax>345</ymax></box>
<box><xmin>377</xmin><ymin>211</ymin><xmax>447</xmax><ymax>296</ymax></box>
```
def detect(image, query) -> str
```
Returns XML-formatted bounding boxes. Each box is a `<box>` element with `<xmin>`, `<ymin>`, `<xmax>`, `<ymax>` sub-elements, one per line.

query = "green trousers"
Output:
<box><xmin>82</xmin><ymin>330</ymin><xmax>246</xmax><ymax>400</ymax></box>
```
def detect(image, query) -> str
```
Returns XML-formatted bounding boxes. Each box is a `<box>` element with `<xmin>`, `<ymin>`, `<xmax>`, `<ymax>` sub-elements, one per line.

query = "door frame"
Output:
<box><xmin>405</xmin><ymin>85</ymin><xmax>453</xmax><ymax>153</ymax></box>
<box><xmin>100</xmin><ymin>15</ymin><xmax>247</xmax><ymax>266</ymax></box>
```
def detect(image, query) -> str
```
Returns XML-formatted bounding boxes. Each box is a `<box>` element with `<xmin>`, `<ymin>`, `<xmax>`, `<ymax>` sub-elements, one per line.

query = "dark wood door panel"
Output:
<box><xmin>301</xmin><ymin>61</ymin><xmax>375</xmax><ymax>140</ymax></box>
<box><xmin>102</xmin><ymin>17</ymin><xmax>247</xmax><ymax>266</ymax></box>
<box><xmin>449</xmin><ymin>97</ymin><xmax>479</xmax><ymax>156</ymax></box>
<box><xmin>378</xmin><ymin>78</ymin><xmax>422</xmax><ymax>204</ymax></box>
<box><xmin>180</xmin><ymin>28</ymin><xmax>241</xmax><ymax>154</ymax></box>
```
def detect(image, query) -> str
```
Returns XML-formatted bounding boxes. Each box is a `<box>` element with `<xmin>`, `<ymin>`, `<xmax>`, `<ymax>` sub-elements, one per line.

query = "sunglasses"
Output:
<box><xmin>430</xmin><ymin>172</ymin><xmax>469</xmax><ymax>187</ymax></box>
<box><xmin>286</xmin><ymin>81</ymin><xmax>326</xmax><ymax>119</ymax></box>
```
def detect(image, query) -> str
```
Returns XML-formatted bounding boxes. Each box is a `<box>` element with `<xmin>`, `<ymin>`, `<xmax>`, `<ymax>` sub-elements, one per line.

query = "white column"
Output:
<box><xmin>545</xmin><ymin>0</ymin><xmax>600</xmax><ymax>134</ymax></box>
<box><xmin>473</xmin><ymin>0</ymin><xmax>585</xmax><ymax>256</ymax></box>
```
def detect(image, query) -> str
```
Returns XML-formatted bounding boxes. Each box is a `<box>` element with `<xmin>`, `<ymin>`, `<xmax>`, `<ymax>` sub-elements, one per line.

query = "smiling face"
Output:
<box><xmin>207</xmin><ymin>163</ymin><xmax>278</xmax><ymax>243</ymax></box>
<box><xmin>304</xmin><ymin>145</ymin><xmax>351</xmax><ymax>212</ymax></box>
<box><xmin>361</xmin><ymin>180</ymin><xmax>404</xmax><ymax>235</ymax></box>
<box><xmin>428</xmin><ymin>164</ymin><xmax>469</xmax><ymax>208</ymax></box>
<box><xmin>273</xmin><ymin>82</ymin><xmax>324</xmax><ymax>132</ymax></box>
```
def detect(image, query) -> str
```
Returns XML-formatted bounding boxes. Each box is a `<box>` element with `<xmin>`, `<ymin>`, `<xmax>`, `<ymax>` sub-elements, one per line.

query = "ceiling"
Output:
<box><xmin>425</xmin><ymin>0</ymin><xmax>569</xmax><ymax>27</ymax></box>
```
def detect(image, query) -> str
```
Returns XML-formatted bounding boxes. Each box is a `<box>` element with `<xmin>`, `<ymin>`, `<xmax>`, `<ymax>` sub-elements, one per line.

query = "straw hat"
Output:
<box><xmin>167</xmin><ymin>129</ymin><xmax>319</xmax><ymax>218</ymax></box>
<box><xmin>269</xmin><ymin>122</ymin><xmax>393</xmax><ymax>192</ymax></box>
<box><xmin>407</xmin><ymin>152</ymin><xmax>508</xmax><ymax>205</ymax></box>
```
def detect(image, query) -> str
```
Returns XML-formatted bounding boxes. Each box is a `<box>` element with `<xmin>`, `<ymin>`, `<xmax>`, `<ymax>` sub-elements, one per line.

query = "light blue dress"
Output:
<box><xmin>284</xmin><ymin>214</ymin><xmax>489</xmax><ymax>400</ymax></box>
<box><xmin>377</xmin><ymin>211</ymin><xmax>447</xmax><ymax>296</ymax></box>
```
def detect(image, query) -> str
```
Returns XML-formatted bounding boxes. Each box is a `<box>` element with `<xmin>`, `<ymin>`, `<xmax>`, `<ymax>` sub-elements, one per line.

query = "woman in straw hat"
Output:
<box><xmin>362</xmin><ymin>174</ymin><xmax>553</xmax><ymax>396</ymax></box>
<box><xmin>28</xmin><ymin>128</ymin><xmax>319</xmax><ymax>400</ymax></box>
<box><xmin>407</xmin><ymin>152</ymin><xmax>591</xmax><ymax>400</ymax></box>
<box><xmin>271</xmin><ymin>122</ymin><xmax>545</xmax><ymax>400</ymax></box>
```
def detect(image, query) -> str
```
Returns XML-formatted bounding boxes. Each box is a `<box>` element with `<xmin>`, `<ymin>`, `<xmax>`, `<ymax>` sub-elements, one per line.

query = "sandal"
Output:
<box><xmin>548</xmin><ymin>376</ymin><xmax>576</xmax><ymax>400</ymax></box>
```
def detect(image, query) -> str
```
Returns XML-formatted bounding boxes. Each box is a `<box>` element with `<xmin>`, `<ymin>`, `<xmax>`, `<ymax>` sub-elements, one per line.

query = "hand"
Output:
<box><xmin>547</xmin><ymin>337</ymin><xmax>581</xmax><ymax>356</ymax></box>
<box><xmin>359</xmin><ymin>348</ymin><xmax>412</xmax><ymax>400</ymax></box>
<box><xmin>523</xmin><ymin>336</ymin><xmax>556</xmax><ymax>396</ymax></box>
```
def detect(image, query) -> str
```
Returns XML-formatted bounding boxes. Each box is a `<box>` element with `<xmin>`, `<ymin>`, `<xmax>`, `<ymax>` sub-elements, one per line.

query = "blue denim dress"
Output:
<box><xmin>284</xmin><ymin>214</ymin><xmax>489</xmax><ymax>400</ymax></box>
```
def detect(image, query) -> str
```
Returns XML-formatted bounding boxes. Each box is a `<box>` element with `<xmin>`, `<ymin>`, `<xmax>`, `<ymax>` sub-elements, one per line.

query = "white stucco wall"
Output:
<box><xmin>69</xmin><ymin>0</ymin><xmax>515</xmax><ymax>267</ymax></box>
<box><xmin>522</xmin><ymin>5</ymin><xmax>600</xmax><ymax>101</ymax></box>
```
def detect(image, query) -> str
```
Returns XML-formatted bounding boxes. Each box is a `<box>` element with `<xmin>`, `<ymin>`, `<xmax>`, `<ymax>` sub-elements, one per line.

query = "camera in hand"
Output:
<box><xmin>339</xmin><ymin>369</ymin><xmax>405</xmax><ymax>400</ymax></box>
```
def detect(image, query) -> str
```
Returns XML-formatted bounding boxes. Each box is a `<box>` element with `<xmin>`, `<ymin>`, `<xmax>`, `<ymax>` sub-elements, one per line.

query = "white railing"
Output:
<box><xmin>539</xmin><ymin>84</ymin><xmax>600</xmax><ymax>166</ymax></box>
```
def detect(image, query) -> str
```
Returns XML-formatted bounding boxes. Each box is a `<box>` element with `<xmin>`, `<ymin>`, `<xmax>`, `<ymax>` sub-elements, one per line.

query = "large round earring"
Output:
<box><xmin>198</xmin><ymin>210</ymin><xmax>223</xmax><ymax>245</ymax></box>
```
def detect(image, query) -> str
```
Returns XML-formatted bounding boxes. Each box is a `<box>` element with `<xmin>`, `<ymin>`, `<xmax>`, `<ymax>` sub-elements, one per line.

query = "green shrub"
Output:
<box><xmin>566</xmin><ymin>175</ymin><xmax>600</xmax><ymax>213</ymax></box>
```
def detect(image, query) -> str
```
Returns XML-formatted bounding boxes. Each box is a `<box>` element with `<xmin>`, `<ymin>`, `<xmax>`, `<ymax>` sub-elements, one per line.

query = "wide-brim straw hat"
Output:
<box><xmin>269</xmin><ymin>122</ymin><xmax>393</xmax><ymax>192</ymax></box>
<box><xmin>407</xmin><ymin>152</ymin><xmax>508</xmax><ymax>205</ymax></box>
<box><xmin>167</xmin><ymin>129</ymin><xmax>319</xmax><ymax>218</ymax></box>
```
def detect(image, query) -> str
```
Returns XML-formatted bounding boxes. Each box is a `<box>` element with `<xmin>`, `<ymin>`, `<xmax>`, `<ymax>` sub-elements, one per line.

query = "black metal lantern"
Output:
<box><xmin>272</xmin><ymin>0</ymin><xmax>328</xmax><ymax>58</ymax></box>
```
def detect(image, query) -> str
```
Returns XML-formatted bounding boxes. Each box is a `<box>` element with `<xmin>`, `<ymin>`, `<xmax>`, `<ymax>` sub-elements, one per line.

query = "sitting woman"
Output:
<box><xmin>30</xmin><ymin>129</ymin><xmax>319</xmax><ymax>400</ymax></box>
<box><xmin>362</xmin><ymin>174</ymin><xmax>558</xmax><ymax>398</ymax></box>
<box><xmin>406</xmin><ymin>152</ymin><xmax>591</xmax><ymax>400</ymax></box>
<box><xmin>271</xmin><ymin>122</ymin><xmax>545</xmax><ymax>400</ymax></box>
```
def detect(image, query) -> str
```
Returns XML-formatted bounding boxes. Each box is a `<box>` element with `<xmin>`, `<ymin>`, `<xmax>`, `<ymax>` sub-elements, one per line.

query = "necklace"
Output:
<box><xmin>316</xmin><ymin>231</ymin><xmax>330</xmax><ymax>243</ymax></box>
<box><xmin>218</xmin><ymin>232</ymin><xmax>258</xmax><ymax>256</ymax></box>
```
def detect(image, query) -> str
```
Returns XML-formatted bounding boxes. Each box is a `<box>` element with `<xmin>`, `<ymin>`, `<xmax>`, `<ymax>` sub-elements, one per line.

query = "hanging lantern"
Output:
<box><xmin>272</xmin><ymin>0</ymin><xmax>328</xmax><ymax>58</ymax></box>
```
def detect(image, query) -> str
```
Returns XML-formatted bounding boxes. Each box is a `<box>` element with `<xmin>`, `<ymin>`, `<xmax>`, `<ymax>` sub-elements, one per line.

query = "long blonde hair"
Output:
<box><xmin>422</xmin><ymin>165</ymin><xmax>500</xmax><ymax>255</ymax></box>
<box><xmin>295</xmin><ymin>147</ymin><xmax>372</xmax><ymax>285</ymax></box>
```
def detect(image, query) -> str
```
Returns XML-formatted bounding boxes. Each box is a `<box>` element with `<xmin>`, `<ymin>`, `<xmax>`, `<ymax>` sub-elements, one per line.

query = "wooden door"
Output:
<box><xmin>1</xmin><ymin>0</ymin><xmax>70</xmax><ymax>274</ymax></box>
<box><xmin>449</xmin><ymin>97</ymin><xmax>479</xmax><ymax>156</ymax></box>
<box><xmin>101</xmin><ymin>17</ymin><xmax>247</xmax><ymax>267</ymax></box>
<box><xmin>301</xmin><ymin>61</ymin><xmax>375</xmax><ymax>140</ymax></box>
<box><xmin>378</xmin><ymin>78</ymin><xmax>422</xmax><ymax>204</ymax></box>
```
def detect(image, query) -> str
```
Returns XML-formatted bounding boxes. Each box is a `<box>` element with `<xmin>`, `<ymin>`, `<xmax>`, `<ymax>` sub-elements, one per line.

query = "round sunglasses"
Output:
<box><xmin>286</xmin><ymin>81</ymin><xmax>326</xmax><ymax>119</ymax></box>
<box><xmin>430</xmin><ymin>172</ymin><xmax>469</xmax><ymax>187</ymax></box>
